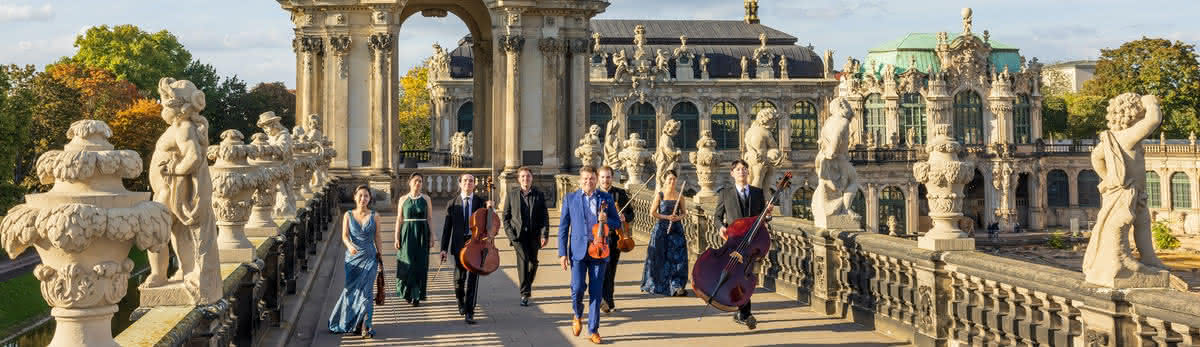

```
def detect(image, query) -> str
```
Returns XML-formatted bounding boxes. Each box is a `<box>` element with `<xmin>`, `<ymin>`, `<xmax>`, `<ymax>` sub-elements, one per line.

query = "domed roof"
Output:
<box><xmin>862</xmin><ymin>32</ymin><xmax>1022</xmax><ymax>77</ymax></box>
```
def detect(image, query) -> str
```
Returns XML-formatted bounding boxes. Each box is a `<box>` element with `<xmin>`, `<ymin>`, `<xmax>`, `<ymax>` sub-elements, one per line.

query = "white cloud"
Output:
<box><xmin>0</xmin><ymin>3</ymin><xmax>54</xmax><ymax>23</ymax></box>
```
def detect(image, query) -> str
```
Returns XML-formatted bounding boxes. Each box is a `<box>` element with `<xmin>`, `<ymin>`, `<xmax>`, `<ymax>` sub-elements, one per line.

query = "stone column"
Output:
<box><xmin>1030</xmin><ymin>94</ymin><xmax>1044</xmax><ymax>141</ymax></box>
<box><xmin>988</xmin><ymin>72</ymin><xmax>1016</xmax><ymax>145</ymax></box>
<box><xmin>907</xmin><ymin>183</ymin><xmax>920</xmax><ymax>235</ymax></box>
<box><xmin>326</xmin><ymin>35</ymin><xmax>351</xmax><ymax>170</ymax></box>
<box><xmin>847</xmin><ymin>94</ymin><xmax>865</xmax><ymax>146</ymax></box>
<box><xmin>367</xmin><ymin>32</ymin><xmax>395</xmax><ymax>174</ymax></box>
<box><xmin>914</xmin><ymin>124</ymin><xmax>975</xmax><ymax>251</ymax></box>
<box><xmin>208</xmin><ymin>130</ymin><xmax>260</xmax><ymax>263</ymax></box>
<box><xmin>1029</xmin><ymin>169</ymin><xmax>1046</xmax><ymax>230</ymax></box>
<box><xmin>501</xmin><ymin>34</ymin><xmax>525</xmax><ymax>172</ymax></box>
<box><xmin>539</xmin><ymin>37</ymin><xmax>567</xmax><ymax>170</ymax></box>
<box><xmin>884</xmin><ymin>78</ymin><xmax>900</xmax><ymax>147</ymax></box>
<box><xmin>1068</xmin><ymin>168</ymin><xmax>1080</xmax><ymax>208</ymax></box>
<box><xmin>296</xmin><ymin>35</ymin><xmax>324</xmax><ymax>130</ymax></box>
<box><xmin>1160</xmin><ymin>168</ymin><xmax>1172</xmax><ymax>211</ymax></box>
<box><xmin>866</xmin><ymin>183</ymin><xmax>879</xmax><ymax>233</ymax></box>
<box><xmin>0</xmin><ymin>120</ymin><xmax>171</xmax><ymax>347</ymax></box>
<box><xmin>992</xmin><ymin>162</ymin><xmax>1016</xmax><ymax>232</ymax></box>
<box><xmin>568</xmin><ymin>38</ymin><xmax>590</xmax><ymax>170</ymax></box>
<box><xmin>245</xmin><ymin>133</ymin><xmax>282</xmax><ymax>237</ymax></box>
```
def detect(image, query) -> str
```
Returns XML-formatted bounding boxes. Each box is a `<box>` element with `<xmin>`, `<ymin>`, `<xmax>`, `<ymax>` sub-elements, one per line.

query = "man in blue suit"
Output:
<box><xmin>559</xmin><ymin>166</ymin><xmax>622</xmax><ymax>344</ymax></box>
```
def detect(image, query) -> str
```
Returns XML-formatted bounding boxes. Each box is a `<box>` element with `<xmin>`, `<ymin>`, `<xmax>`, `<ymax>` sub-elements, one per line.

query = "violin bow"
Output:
<box><xmin>697</xmin><ymin>173</ymin><xmax>792</xmax><ymax>321</ymax></box>
<box><xmin>662</xmin><ymin>179</ymin><xmax>687</xmax><ymax>233</ymax></box>
<box><xmin>614</xmin><ymin>182</ymin><xmax>649</xmax><ymax>214</ymax></box>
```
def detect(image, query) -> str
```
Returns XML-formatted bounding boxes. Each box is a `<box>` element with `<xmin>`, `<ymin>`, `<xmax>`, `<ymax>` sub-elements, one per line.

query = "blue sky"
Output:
<box><xmin>2</xmin><ymin>0</ymin><xmax>1197</xmax><ymax>87</ymax></box>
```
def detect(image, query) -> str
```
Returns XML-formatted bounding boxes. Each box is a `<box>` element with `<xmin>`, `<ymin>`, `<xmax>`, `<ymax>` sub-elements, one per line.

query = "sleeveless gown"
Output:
<box><xmin>641</xmin><ymin>193</ymin><xmax>689</xmax><ymax>295</ymax></box>
<box><xmin>328</xmin><ymin>212</ymin><xmax>379</xmax><ymax>334</ymax></box>
<box><xmin>395</xmin><ymin>196</ymin><xmax>431</xmax><ymax>302</ymax></box>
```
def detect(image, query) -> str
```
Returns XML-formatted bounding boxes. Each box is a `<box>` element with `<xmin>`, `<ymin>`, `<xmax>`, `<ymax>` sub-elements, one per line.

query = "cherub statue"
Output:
<box><xmin>812</xmin><ymin>97</ymin><xmax>862</xmax><ymax>228</ymax></box>
<box><xmin>652</xmin><ymin>120</ymin><xmax>682</xmax><ymax>189</ymax></box>
<box><xmin>742</xmin><ymin>108</ymin><xmax>785</xmax><ymax>188</ymax></box>
<box><xmin>613</xmin><ymin>49</ymin><xmax>630</xmax><ymax>81</ymax></box>
<box><xmin>603</xmin><ymin>119</ymin><xmax>623</xmax><ymax>169</ymax></box>
<box><xmin>575</xmin><ymin>124</ymin><xmax>603</xmax><ymax>168</ymax></box>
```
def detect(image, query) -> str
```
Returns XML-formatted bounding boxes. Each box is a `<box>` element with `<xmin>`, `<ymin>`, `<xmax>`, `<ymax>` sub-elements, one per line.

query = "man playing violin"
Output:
<box><xmin>597</xmin><ymin>166</ymin><xmax>635</xmax><ymax>313</ymax></box>
<box><xmin>713</xmin><ymin>159</ymin><xmax>774</xmax><ymax>330</ymax></box>
<box><xmin>502</xmin><ymin>167</ymin><xmax>549</xmax><ymax>307</ymax></box>
<box><xmin>440</xmin><ymin>173</ymin><xmax>492</xmax><ymax>324</ymax></box>
<box><xmin>559</xmin><ymin>166</ymin><xmax>622</xmax><ymax>344</ymax></box>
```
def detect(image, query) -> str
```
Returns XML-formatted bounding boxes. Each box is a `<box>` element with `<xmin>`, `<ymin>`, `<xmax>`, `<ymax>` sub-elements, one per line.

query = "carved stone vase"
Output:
<box><xmin>0</xmin><ymin>120</ymin><xmax>172</xmax><ymax>347</ymax></box>
<box><xmin>208</xmin><ymin>130</ymin><xmax>262</xmax><ymax>263</ymax></box>
<box><xmin>293</xmin><ymin>139</ymin><xmax>318</xmax><ymax>199</ymax></box>
<box><xmin>913</xmin><ymin>124</ymin><xmax>975</xmax><ymax>251</ymax></box>
<box><xmin>245</xmin><ymin>133</ymin><xmax>283</xmax><ymax>237</ymax></box>
<box><xmin>619</xmin><ymin>134</ymin><xmax>652</xmax><ymax>186</ymax></box>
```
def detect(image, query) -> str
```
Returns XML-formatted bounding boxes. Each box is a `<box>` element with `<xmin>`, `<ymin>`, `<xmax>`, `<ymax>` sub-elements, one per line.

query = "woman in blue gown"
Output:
<box><xmin>641</xmin><ymin>170</ymin><xmax>690</xmax><ymax>296</ymax></box>
<box><xmin>328</xmin><ymin>185</ymin><xmax>383</xmax><ymax>338</ymax></box>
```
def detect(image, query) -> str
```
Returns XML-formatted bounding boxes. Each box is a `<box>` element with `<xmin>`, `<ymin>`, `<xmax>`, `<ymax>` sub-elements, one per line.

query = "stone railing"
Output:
<box><xmin>392</xmin><ymin>167</ymin><xmax>492</xmax><ymax>200</ymax></box>
<box><xmin>115</xmin><ymin>181</ymin><xmax>338</xmax><ymax>346</ymax></box>
<box><xmin>597</xmin><ymin>179</ymin><xmax>1200</xmax><ymax>347</ymax></box>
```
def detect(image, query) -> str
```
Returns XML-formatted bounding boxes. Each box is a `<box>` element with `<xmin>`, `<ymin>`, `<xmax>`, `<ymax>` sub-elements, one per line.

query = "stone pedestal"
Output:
<box><xmin>245</xmin><ymin>161</ymin><xmax>281</xmax><ymax>237</ymax></box>
<box><xmin>209</xmin><ymin>130</ymin><xmax>260</xmax><ymax>264</ymax></box>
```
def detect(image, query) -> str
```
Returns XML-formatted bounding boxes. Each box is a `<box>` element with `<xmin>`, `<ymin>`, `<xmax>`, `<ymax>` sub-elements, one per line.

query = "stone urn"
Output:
<box><xmin>618</xmin><ymin>133</ymin><xmax>652</xmax><ymax>185</ymax></box>
<box><xmin>245</xmin><ymin>133</ymin><xmax>284</xmax><ymax>237</ymax></box>
<box><xmin>292</xmin><ymin>139</ymin><xmax>318</xmax><ymax>199</ymax></box>
<box><xmin>208</xmin><ymin>130</ymin><xmax>263</xmax><ymax>263</ymax></box>
<box><xmin>912</xmin><ymin>124</ymin><xmax>975</xmax><ymax>251</ymax></box>
<box><xmin>689</xmin><ymin>130</ymin><xmax>722</xmax><ymax>201</ymax></box>
<box><xmin>0</xmin><ymin>120</ymin><xmax>172</xmax><ymax>347</ymax></box>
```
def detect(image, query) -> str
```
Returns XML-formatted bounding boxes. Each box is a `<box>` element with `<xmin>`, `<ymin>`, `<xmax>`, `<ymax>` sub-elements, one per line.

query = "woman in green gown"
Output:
<box><xmin>394</xmin><ymin>173</ymin><xmax>435</xmax><ymax>306</ymax></box>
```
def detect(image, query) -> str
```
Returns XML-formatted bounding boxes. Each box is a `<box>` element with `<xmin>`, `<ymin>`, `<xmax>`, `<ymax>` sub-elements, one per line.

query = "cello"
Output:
<box><xmin>460</xmin><ymin>176</ymin><xmax>501</xmax><ymax>275</ymax></box>
<box><xmin>691</xmin><ymin>172</ymin><xmax>792</xmax><ymax>316</ymax></box>
<box><xmin>588</xmin><ymin>201</ymin><xmax>611</xmax><ymax>259</ymax></box>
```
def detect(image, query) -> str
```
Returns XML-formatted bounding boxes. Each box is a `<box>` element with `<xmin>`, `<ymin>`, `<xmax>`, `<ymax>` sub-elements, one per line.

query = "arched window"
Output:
<box><xmin>790</xmin><ymin>101</ymin><xmax>818</xmax><ymax>149</ymax></box>
<box><xmin>900</xmin><ymin>93</ymin><xmax>926</xmax><ymax>145</ymax></box>
<box><xmin>457</xmin><ymin>102</ymin><xmax>474</xmax><ymax>133</ymax></box>
<box><xmin>751</xmin><ymin>100</ymin><xmax>776</xmax><ymax>116</ymax></box>
<box><xmin>1172</xmin><ymin>172</ymin><xmax>1191</xmax><ymax>209</ymax></box>
<box><xmin>879</xmin><ymin>186</ymin><xmax>906</xmax><ymax>234</ymax></box>
<box><xmin>1014</xmin><ymin>94</ymin><xmax>1032</xmax><ymax>144</ymax></box>
<box><xmin>628</xmin><ymin>102</ymin><xmax>657</xmax><ymax>148</ymax></box>
<box><xmin>1047</xmin><ymin>170</ymin><xmax>1069</xmax><ymax>207</ymax></box>
<box><xmin>1147</xmin><ymin>171</ymin><xmax>1162</xmax><ymax>208</ymax></box>
<box><xmin>589</xmin><ymin>102</ymin><xmax>612</xmax><ymax>143</ymax></box>
<box><xmin>671</xmin><ymin>102</ymin><xmax>699</xmax><ymax>150</ymax></box>
<box><xmin>1078</xmin><ymin>170</ymin><xmax>1100</xmax><ymax>208</ymax></box>
<box><xmin>792</xmin><ymin>187</ymin><xmax>813</xmax><ymax>220</ymax></box>
<box><xmin>953</xmin><ymin>91</ymin><xmax>984</xmax><ymax>144</ymax></box>
<box><xmin>864</xmin><ymin>93</ymin><xmax>886</xmax><ymax>144</ymax></box>
<box><xmin>711</xmin><ymin>101</ymin><xmax>739</xmax><ymax>150</ymax></box>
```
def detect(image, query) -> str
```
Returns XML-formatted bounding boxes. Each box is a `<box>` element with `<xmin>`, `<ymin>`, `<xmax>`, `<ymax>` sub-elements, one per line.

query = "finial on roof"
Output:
<box><xmin>961</xmin><ymin>8</ymin><xmax>973</xmax><ymax>35</ymax></box>
<box><xmin>744</xmin><ymin>0</ymin><xmax>760</xmax><ymax>24</ymax></box>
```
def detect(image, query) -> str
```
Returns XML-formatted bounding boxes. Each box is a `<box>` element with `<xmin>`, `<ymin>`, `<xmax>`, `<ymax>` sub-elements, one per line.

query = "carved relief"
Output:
<box><xmin>329</xmin><ymin>36</ymin><xmax>352</xmax><ymax>79</ymax></box>
<box><xmin>917</xmin><ymin>285</ymin><xmax>935</xmax><ymax>333</ymax></box>
<box><xmin>500</xmin><ymin>35</ymin><xmax>525</xmax><ymax>54</ymax></box>
<box><xmin>1084</xmin><ymin>329</ymin><xmax>1110</xmax><ymax>347</ymax></box>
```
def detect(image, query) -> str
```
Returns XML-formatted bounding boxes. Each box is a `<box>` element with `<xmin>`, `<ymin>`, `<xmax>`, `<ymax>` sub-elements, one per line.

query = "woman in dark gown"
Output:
<box><xmin>641</xmin><ymin>170</ymin><xmax>689</xmax><ymax>296</ymax></box>
<box><xmin>395</xmin><ymin>173</ymin><xmax>435</xmax><ymax>306</ymax></box>
<box><xmin>328</xmin><ymin>185</ymin><xmax>382</xmax><ymax>338</ymax></box>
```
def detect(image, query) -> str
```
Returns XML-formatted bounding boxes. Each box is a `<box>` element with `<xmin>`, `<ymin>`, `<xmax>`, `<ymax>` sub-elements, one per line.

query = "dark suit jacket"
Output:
<box><xmin>442</xmin><ymin>194</ymin><xmax>488</xmax><ymax>254</ymax></box>
<box><xmin>502</xmin><ymin>187</ymin><xmax>550</xmax><ymax>244</ymax></box>
<box><xmin>605</xmin><ymin>186</ymin><xmax>636</xmax><ymax>226</ymax></box>
<box><xmin>713</xmin><ymin>185</ymin><xmax>766</xmax><ymax>229</ymax></box>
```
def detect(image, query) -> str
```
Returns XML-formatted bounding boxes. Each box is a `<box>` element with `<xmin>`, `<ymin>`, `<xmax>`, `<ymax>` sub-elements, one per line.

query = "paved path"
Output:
<box><xmin>302</xmin><ymin>204</ymin><xmax>903</xmax><ymax>346</ymax></box>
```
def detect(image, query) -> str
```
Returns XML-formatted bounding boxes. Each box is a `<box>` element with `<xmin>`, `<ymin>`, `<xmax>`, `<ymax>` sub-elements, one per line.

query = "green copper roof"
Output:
<box><xmin>862</xmin><ymin>32</ymin><xmax>1022</xmax><ymax>77</ymax></box>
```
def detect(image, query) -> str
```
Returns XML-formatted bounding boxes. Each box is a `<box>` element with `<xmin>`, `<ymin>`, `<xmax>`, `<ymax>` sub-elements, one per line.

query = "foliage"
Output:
<box><xmin>396</xmin><ymin>62</ymin><xmax>432</xmax><ymax>150</ymax></box>
<box><xmin>110</xmin><ymin>99</ymin><xmax>165</xmax><ymax>190</ymax></box>
<box><xmin>1046</xmin><ymin>232</ymin><xmax>1069</xmax><ymax>250</ymax></box>
<box><xmin>1041</xmin><ymin>95</ymin><xmax>1068</xmax><ymax>140</ymax></box>
<box><xmin>1082</xmin><ymin>38</ymin><xmax>1200</xmax><ymax>138</ymax></box>
<box><xmin>69</xmin><ymin>24</ymin><xmax>192</xmax><ymax>97</ymax></box>
<box><xmin>1152</xmin><ymin>221</ymin><xmax>1181</xmax><ymax>250</ymax></box>
<box><xmin>249</xmin><ymin>82</ymin><xmax>296</xmax><ymax>129</ymax></box>
<box><xmin>0</xmin><ymin>65</ymin><xmax>34</xmax><ymax>198</ymax></box>
<box><xmin>1063</xmin><ymin>93</ymin><xmax>1108</xmax><ymax>140</ymax></box>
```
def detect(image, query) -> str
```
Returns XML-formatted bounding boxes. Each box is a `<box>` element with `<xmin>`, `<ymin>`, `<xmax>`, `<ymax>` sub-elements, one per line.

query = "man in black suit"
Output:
<box><xmin>441</xmin><ymin>173</ymin><xmax>491</xmax><ymax>324</ymax></box>
<box><xmin>712</xmin><ymin>159</ymin><xmax>772</xmax><ymax>330</ymax></box>
<box><xmin>502</xmin><ymin>167</ymin><xmax>549</xmax><ymax>307</ymax></box>
<box><xmin>597</xmin><ymin>166</ymin><xmax>635</xmax><ymax>313</ymax></box>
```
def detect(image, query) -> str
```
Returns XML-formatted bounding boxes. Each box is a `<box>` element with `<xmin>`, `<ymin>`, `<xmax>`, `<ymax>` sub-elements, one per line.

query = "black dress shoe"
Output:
<box><xmin>411</xmin><ymin>300</ymin><xmax>420</xmax><ymax>307</ymax></box>
<box><xmin>458</xmin><ymin>306</ymin><xmax>465</xmax><ymax>315</ymax></box>
<box><xmin>743</xmin><ymin>315</ymin><xmax>758</xmax><ymax>330</ymax></box>
<box><xmin>520</xmin><ymin>297</ymin><xmax>529</xmax><ymax>306</ymax></box>
<box><xmin>465</xmin><ymin>315</ymin><xmax>476</xmax><ymax>324</ymax></box>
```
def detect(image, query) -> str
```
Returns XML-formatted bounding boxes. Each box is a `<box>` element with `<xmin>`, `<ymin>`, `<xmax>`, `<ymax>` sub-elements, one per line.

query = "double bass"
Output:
<box><xmin>460</xmin><ymin>177</ymin><xmax>501</xmax><ymax>275</ymax></box>
<box><xmin>692</xmin><ymin>172</ymin><xmax>792</xmax><ymax>315</ymax></box>
<box><xmin>588</xmin><ymin>201</ymin><xmax>611</xmax><ymax>259</ymax></box>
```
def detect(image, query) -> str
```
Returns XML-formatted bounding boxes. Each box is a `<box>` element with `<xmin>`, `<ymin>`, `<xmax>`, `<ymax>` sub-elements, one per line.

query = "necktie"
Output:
<box><xmin>463</xmin><ymin>197</ymin><xmax>471</xmax><ymax>233</ymax></box>
<box><xmin>739</xmin><ymin>187</ymin><xmax>749</xmax><ymax>216</ymax></box>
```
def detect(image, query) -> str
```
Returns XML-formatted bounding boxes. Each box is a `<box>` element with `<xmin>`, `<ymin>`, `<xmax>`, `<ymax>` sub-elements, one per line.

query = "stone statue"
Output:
<box><xmin>634</xmin><ymin>24</ymin><xmax>646</xmax><ymax>50</ymax></box>
<box><xmin>466</xmin><ymin>131</ymin><xmax>474</xmax><ymax>157</ymax></box>
<box><xmin>655</xmin><ymin>49</ymin><xmax>670</xmax><ymax>80</ymax></box>
<box><xmin>690</xmin><ymin>130</ymin><xmax>722</xmax><ymax>199</ymax></box>
<box><xmin>575</xmin><ymin>124</ymin><xmax>603</xmax><ymax>168</ymax></box>
<box><xmin>429</xmin><ymin>43</ymin><xmax>452</xmax><ymax>80</ymax></box>
<box><xmin>866</xmin><ymin>132</ymin><xmax>877</xmax><ymax>148</ymax></box>
<box><xmin>1</xmin><ymin>120</ymin><xmax>171</xmax><ymax>346</ymax></box>
<box><xmin>653</xmin><ymin>120</ymin><xmax>682</xmax><ymax>189</ymax></box>
<box><xmin>779</xmin><ymin>55</ymin><xmax>789</xmax><ymax>79</ymax></box>
<box><xmin>1160</xmin><ymin>131</ymin><xmax>1166</xmax><ymax>144</ymax></box>
<box><xmin>812</xmin><ymin>97</ymin><xmax>862</xmax><ymax>228</ymax></box>
<box><xmin>758</xmin><ymin>32</ymin><xmax>767</xmax><ymax>48</ymax></box>
<box><xmin>887</xmin><ymin>215</ymin><xmax>899</xmax><ymax>236</ymax></box>
<box><xmin>906</xmin><ymin>128</ymin><xmax>917</xmax><ymax>147</ymax></box>
<box><xmin>258</xmin><ymin>111</ymin><xmax>297</xmax><ymax>219</ymax></box>
<box><xmin>592</xmin><ymin>32</ymin><xmax>602</xmax><ymax>53</ymax></box>
<box><xmin>961</xmin><ymin>7</ymin><xmax>973</xmax><ymax>34</ymax></box>
<box><xmin>613</xmin><ymin>49</ymin><xmax>630</xmax><ymax>81</ymax></box>
<box><xmin>603</xmin><ymin>119</ymin><xmax>623</xmax><ymax>169</ymax></box>
<box><xmin>1082</xmin><ymin>93</ymin><xmax>1175</xmax><ymax>289</ymax></box>
<box><xmin>743</xmin><ymin>108</ymin><xmax>785</xmax><ymax>188</ymax></box>
<box><xmin>674</xmin><ymin>35</ymin><xmax>689</xmax><ymax>57</ymax></box>
<box><xmin>619</xmin><ymin>133</ymin><xmax>653</xmax><ymax>185</ymax></box>
<box><xmin>143</xmin><ymin>77</ymin><xmax>223</xmax><ymax>306</ymax></box>
<box><xmin>304</xmin><ymin>114</ymin><xmax>333</xmax><ymax>187</ymax></box>
<box><xmin>740</xmin><ymin>56</ymin><xmax>750</xmax><ymax>79</ymax></box>
<box><xmin>913</xmin><ymin>124</ymin><xmax>976</xmax><ymax>250</ymax></box>
<box><xmin>1191</xmin><ymin>131</ymin><xmax>1197</xmax><ymax>146</ymax></box>
<box><xmin>700</xmin><ymin>54</ymin><xmax>710</xmax><ymax>79</ymax></box>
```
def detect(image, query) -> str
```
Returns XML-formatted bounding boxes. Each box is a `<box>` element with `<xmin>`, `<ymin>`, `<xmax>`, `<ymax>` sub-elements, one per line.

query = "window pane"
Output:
<box><xmin>1013</xmin><ymin>94</ymin><xmax>1032</xmax><ymax>144</ymax></box>
<box><xmin>1172</xmin><ymin>172</ymin><xmax>1191</xmax><ymax>209</ymax></box>
<box><xmin>790</xmin><ymin>101</ymin><xmax>818</xmax><ymax>149</ymax></box>
<box><xmin>629</xmin><ymin>102</ymin><xmax>656</xmax><ymax>148</ymax></box>
<box><xmin>1147</xmin><ymin>171</ymin><xmax>1161</xmax><ymax>208</ymax></box>
<box><xmin>864</xmin><ymin>94</ymin><xmax>886</xmax><ymax>144</ymax></box>
<box><xmin>879</xmin><ymin>187</ymin><xmax>906</xmax><ymax>234</ymax></box>
<box><xmin>1047</xmin><ymin>170</ymin><xmax>1069</xmax><ymax>207</ymax></box>
<box><xmin>712</xmin><ymin>101</ymin><xmax>739</xmax><ymax>150</ymax></box>
<box><xmin>954</xmin><ymin>91</ymin><xmax>984</xmax><ymax>145</ymax></box>
<box><xmin>792</xmin><ymin>187</ymin><xmax>813</xmax><ymax>220</ymax></box>
<box><xmin>457</xmin><ymin>102</ymin><xmax>474</xmax><ymax>133</ymax></box>
<box><xmin>900</xmin><ymin>93</ymin><xmax>926</xmax><ymax>145</ymax></box>
<box><xmin>589</xmin><ymin>102</ymin><xmax>612</xmax><ymax>143</ymax></box>
<box><xmin>671</xmin><ymin>102</ymin><xmax>699</xmax><ymax>150</ymax></box>
<box><xmin>1078</xmin><ymin>170</ymin><xmax>1100</xmax><ymax>208</ymax></box>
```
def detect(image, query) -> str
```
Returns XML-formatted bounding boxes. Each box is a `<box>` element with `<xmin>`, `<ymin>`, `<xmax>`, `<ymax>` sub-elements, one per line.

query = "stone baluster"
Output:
<box><xmin>0</xmin><ymin>120</ymin><xmax>172</xmax><ymax>347</ymax></box>
<box><xmin>208</xmin><ymin>130</ymin><xmax>262</xmax><ymax>263</ymax></box>
<box><xmin>293</xmin><ymin>134</ymin><xmax>318</xmax><ymax>199</ymax></box>
<box><xmin>245</xmin><ymin>133</ymin><xmax>282</xmax><ymax>236</ymax></box>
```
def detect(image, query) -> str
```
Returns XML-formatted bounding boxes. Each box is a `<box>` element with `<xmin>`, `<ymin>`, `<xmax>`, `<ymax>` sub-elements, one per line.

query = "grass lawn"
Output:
<box><xmin>0</xmin><ymin>271</ymin><xmax>49</xmax><ymax>337</ymax></box>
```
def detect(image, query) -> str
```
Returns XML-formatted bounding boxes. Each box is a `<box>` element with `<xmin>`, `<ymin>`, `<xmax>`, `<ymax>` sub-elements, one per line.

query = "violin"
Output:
<box><xmin>588</xmin><ymin>201</ymin><xmax>611</xmax><ymax>259</ymax></box>
<box><xmin>613</xmin><ymin>184</ymin><xmax>647</xmax><ymax>252</ymax></box>
<box><xmin>460</xmin><ymin>176</ymin><xmax>501</xmax><ymax>275</ymax></box>
<box><xmin>692</xmin><ymin>172</ymin><xmax>792</xmax><ymax>316</ymax></box>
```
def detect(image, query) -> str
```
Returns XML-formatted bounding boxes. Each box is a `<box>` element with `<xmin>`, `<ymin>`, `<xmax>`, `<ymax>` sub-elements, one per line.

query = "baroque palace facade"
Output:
<box><xmin>427</xmin><ymin>6</ymin><xmax>1198</xmax><ymax>235</ymax></box>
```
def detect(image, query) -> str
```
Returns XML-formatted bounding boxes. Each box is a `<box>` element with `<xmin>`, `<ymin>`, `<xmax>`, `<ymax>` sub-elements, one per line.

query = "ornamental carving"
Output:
<box><xmin>329</xmin><ymin>35</ymin><xmax>352</xmax><ymax>79</ymax></box>
<box><xmin>500</xmin><ymin>35</ymin><xmax>525</xmax><ymax>54</ymax></box>
<box><xmin>1085</xmin><ymin>329</ymin><xmax>1110</xmax><ymax>347</ymax></box>
<box><xmin>574</xmin><ymin>125</ymin><xmax>603</xmax><ymax>169</ymax></box>
<box><xmin>569</xmin><ymin>38</ymin><xmax>590</xmax><ymax>55</ymax></box>
<box><xmin>917</xmin><ymin>285</ymin><xmax>935</xmax><ymax>333</ymax></box>
<box><xmin>35</xmin><ymin>260</ymin><xmax>133</xmax><ymax>309</ymax></box>
<box><xmin>814</xmin><ymin>255</ymin><xmax>826</xmax><ymax>289</ymax></box>
<box><xmin>913</xmin><ymin>124</ymin><xmax>975</xmax><ymax>247</ymax></box>
<box><xmin>368</xmin><ymin>33</ymin><xmax>394</xmax><ymax>55</ymax></box>
<box><xmin>618</xmin><ymin>133</ymin><xmax>652</xmax><ymax>185</ymax></box>
<box><xmin>538</xmin><ymin>37</ymin><xmax>565</xmax><ymax>54</ymax></box>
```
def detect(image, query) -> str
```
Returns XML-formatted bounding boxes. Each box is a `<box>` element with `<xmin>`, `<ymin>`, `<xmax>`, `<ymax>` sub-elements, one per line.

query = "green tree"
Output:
<box><xmin>249</xmin><ymin>82</ymin><xmax>296</xmax><ymax>129</ymax></box>
<box><xmin>1082</xmin><ymin>38</ymin><xmax>1200</xmax><ymax>138</ymax></box>
<box><xmin>1063</xmin><ymin>93</ymin><xmax>1108</xmax><ymax>140</ymax></box>
<box><xmin>0</xmin><ymin>65</ymin><xmax>34</xmax><ymax>214</ymax></box>
<box><xmin>1041</xmin><ymin>95</ymin><xmax>1068</xmax><ymax>140</ymax></box>
<box><xmin>396</xmin><ymin>62</ymin><xmax>431</xmax><ymax>150</ymax></box>
<box><xmin>69</xmin><ymin>24</ymin><xmax>192</xmax><ymax>96</ymax></box>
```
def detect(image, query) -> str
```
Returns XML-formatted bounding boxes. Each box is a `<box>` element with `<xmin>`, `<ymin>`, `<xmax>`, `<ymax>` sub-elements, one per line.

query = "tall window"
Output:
<box><xmin>864</xmin><ymin>94</ymin><xmax>886</xmax><ymax>144</ymax></box>
<box><xmin>671</xmin><ymin>102</ymin><xmax>699</xmax><ymax>150</ymax></box>
<box><xmin>1047</xmin><ymin>170</ymin><xmax>1069</xmax><ymax>207</ymax></box>
<box><xmin>1147</xmin><ymin>171</ymin><xmax>1162</xmax><ymax>208</ymax></box>
<box><xmin>851</xmin><ymin>190</ymin><xmax>866</xmax><ymax>229</ymax></box>
<box><xmin>1172</xmin><ymin>172</ymin><xmax>1191</xmax><ymax>209</ymax></box>
<box><xmin>790</xmin><ymin>101</ymin><xmax>818</xmax><ymax>149</ymax></box>
<box><xmin>792</xmin><ymin>187</ymin><xmax>813</xmax><ymax>220</ymax></box>
<box><xmin>457</xmin><ymin>102</ymin><xmax>474</xmax><ymax>133</ymax></box>
<box><xmin>900</xmin><ymin>93</ymin><xmax>926</xmax><ymax>145</ymax></box>
<box><xmin>628</xmin><ymin>102</ymin><xmax>657</xmax><ymax>148</ymax></box>
<box><xmin>879</xmin><ymin>186</ymin><xmax>906</xmax><ymax>234</ymax></box>
<box><xmin>1014</xmin><ymin>94</ymin><xmax>1032</xmax><ymax>144</ymax></box>
<box><xmin>711</xmin><ymin>101</ymin><xmax>739</xmax><ymax>150</ymax></box>
<box><xmin>954</xmin><ymin>91</ymin><xmax>984</xmax><ymax>144</ymax></box>
<box><xmin>589</xmin><ymin>102</ymin><xmax>612</xmax><ymax>143</ymax></box>
<box><xmin>1078</xmin><ymin>170</ymin><xmax>1100</xmax><ymax>208</ymax></box>
<box><xmin>751</xmin><ymin>100</ymin><xmax>776</xmax><ymax>117</ymax></box>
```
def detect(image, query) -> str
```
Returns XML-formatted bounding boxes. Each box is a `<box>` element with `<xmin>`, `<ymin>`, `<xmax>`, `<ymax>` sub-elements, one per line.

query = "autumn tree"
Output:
<box><xmin>396</xmin><ymin>62</ymin><xmax>431</xmax><ymax>150</ymax></box>
<box><xmin>68</xmin><ymin>25</ymin><xmax>192</xmax><ymax>96</ymax></box>
<box><xmin>1082</xmin><ymin>38</ymin><xmax>1200</xmax><ymax>137</ymax></box>
<box><xmin>110</xmin><ymin>99</ymin><xmax>165</xmax><ymax>190</ymax></box>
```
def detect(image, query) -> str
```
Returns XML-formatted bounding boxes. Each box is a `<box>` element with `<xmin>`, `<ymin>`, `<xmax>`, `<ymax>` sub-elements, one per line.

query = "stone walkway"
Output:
<box><xmin>300</xmin><ymin>205</ymin><xmax>903</xmax><ymax>346</ymax></box>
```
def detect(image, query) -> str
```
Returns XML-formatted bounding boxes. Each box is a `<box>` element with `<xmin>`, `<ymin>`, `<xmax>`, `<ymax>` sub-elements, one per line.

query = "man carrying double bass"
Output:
<box><xmin>441</xmin><ymin>173</ymin><xmax>491</xmax><ymax>324</ymax></box>
<box><xmin>502</xmin><ymin>167</ymin><xmax>549</xmax><ymax>307</ymax></box>
<box><xmin>713</xmin><ymin>159</ymin><xmax>773</xmax><ymax>330</ymax></box>
<box><xmin>597</xmin><ymin>166</ymin><xmax>635</xmax><ymax>313</ymax></box>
